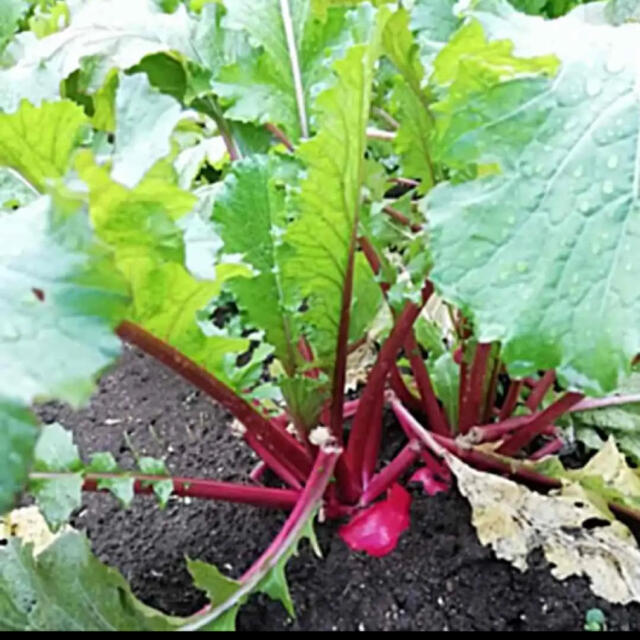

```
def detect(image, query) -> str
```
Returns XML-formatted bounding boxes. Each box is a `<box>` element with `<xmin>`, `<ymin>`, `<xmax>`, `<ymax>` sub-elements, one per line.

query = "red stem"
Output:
<box><xmin>482</xmin><ymin>360</ymin><xmax>502</xmax><ymax>423</ymax></box>
<box><xmin>467</xmin><ymin>416</ymin><xmax>556</xmax><ymax>444</ymax></box>
<box><xmin>459</xmin><ymin>343</ymin><xmax>492</xmax><ymax>433</ymax></box>
<box><xmin>390</xmin><ymin>364</ymin><xmax>423</xmax><ymax>414</ymax></box>
<box><xmin>360</xmin><ymin>441</ymin><xmax>420</xmax><ymax>504</ymax></box>
<box><xmin>569</xmin><ymin>393</ymin><xmax>640</xmax><ymax>412</ymax></box>
<box><xmin>241</xmin><ymin>448</ymin><xmax>339</xmax><ymax>581</ymax></box>
<box><xmin>529</xmin><ymin>436</ymin><xmax>564</xmax><ymax>461</ymax></box>
<box><xmin>361</xmin><ymin>391</ymin><xmax>385</xmax><ymax>484</ymax></box>
<box><xmin>116</xmin><ymin>321</ymin><xmax>312</xmax><ymax>482</ymax></box>
<box><xmin>359</xmin><ymin>236</ymin><xmax>389</xmax><ymax>293</ymax></box>
<box><xmin>75</xmin><ymin>473</ymin><xmax>300</xmax><ymax>509</ymax></box>
<box><xmin>244</xmin><ymin>433</ymin><xmax>303</xmax><ymax>489</ymax></box>
<box><xmin>382</xmin><ymin>205</ymin><xmax>422</xmax><ymax>232</ymax></box>
<box><xmin>525</xmin><ymin>370</ymin><xmax>556</xmax><ymax>411</ymax></box>
<box><xmin>345</xmin><ymin>300</ymin><xmax>424</xmax><ymax>486</ymax></box>
<box><xmin>403</xmin><ymin>332</ymin><xmax>450</xmax><ymax>436</ymax></box>
<box><xmin>499</xmin><ymin>379</ymin><xmax>523</xmax><ymax>420</ymax></box>
<box><xmin>390</xmin><ymin>399</ymin><xmax>640</xmax><ymax>528</ymax></box>
<box><xmin>389</xmin><ymin>177</ymin><xmax>419</xmax><ymax>188</ymax></box>
<box><xmin>249</xmin><ymin>461</ymin><xmax>267</xmax><ymax>483</ymax></box>
<box><xmin>264</xmin><ymin>123</ymin><xmax>294</xmax><ymax>152</ymax></box>
<box><xmin>497</xmin><ymin>392</ymin><xmax>584</xmax><ymax>456</ymax></box>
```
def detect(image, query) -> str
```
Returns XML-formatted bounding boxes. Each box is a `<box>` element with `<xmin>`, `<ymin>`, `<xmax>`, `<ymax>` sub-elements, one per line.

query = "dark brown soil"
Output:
<box><xmin>35</xmin><ymin>346</ymin><xmax>640</xmax><ymax>631</ymax></box>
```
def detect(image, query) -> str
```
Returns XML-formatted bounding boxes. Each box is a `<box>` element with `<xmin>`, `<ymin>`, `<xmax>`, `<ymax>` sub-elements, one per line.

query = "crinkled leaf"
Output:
<box><xmin>0</xmin><ymin>196</ymin><xmax>128</xmax><ymax>407</ymax></box>
<box><xmin>426</xmin><ymin>1</ymin><xmax>640</xmax><ymax>394</ymax></box>
<box><xmin>0</xmin><ymin>530</ymin><xmax>181</xmax><ymax>630</ymax></box>
<box><xmin>283</xmin><ymin>6</ymin><xmax>386</xmax><ymax>375</ymax></box>
<box><xmin>0</xmin><ymin>401</ymin><xmax>38</xmax><ymax>514</ymax></box>
<box><xmin>605</xmin><ymin>0</ymin><xmax>640</xmax><ymax>24</ymax></box>
<box><xmin>212</xmin><ymin>155</ymin><xmax>300</xmax><ymax>372</ymax></box>
<box><xmin>449</xmin><ymin>447</ymin><xmax>640</xmax><ymax>604</ymax></box>
<box><xmin>0</xmin><ymin>0</ymin><xmax>203</xmax><ymax>112</ymax></box>
<box><xmin>214</xmin><ymin>0</ymin><xmax>359</xmax><ymax>141</ymax></box>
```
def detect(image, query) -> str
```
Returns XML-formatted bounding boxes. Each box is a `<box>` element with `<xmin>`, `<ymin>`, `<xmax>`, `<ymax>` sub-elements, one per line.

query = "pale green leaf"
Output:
<box><xmin>0</xmin><ymin>401</ymin><xmax>38</xmax><ymax>514</ymax></box>
<box><xmin>111</xmin><ymin>73</ymin><xmax>184</xmax><ymax>188</ymax></box>
<box><xmin>0</xmin><ymin>531</ymin><xmax>181</xmax><ymax>630</ymax></box>
<box><xmin>0</xmin><ymin>196</ymin><xmax>128</xmax><ymax>407</ymax></box>
<box><xmin>138</xmin><ymin>457</ymin><xmax>173</xmax><ymax>508</ymax></box>
<box><xmin>425</xmin><ymin>1</ymin><xmax>640</xmax><ymax>394</ymax></box>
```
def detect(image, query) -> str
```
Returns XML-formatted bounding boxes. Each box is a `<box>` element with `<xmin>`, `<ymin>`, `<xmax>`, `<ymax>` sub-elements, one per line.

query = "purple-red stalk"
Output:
<box><xmin>116</xmin><ymin>322</ymin><xmax>313</xmax><ymax>481</ymax></box>
<box><xmin>529</xmin><ymin>437</ymin><xmax>564</xmax><ymax>461</ymax></box>
<box><xmin>382</xmin><ymin>205</ymin><xmax>422</xmax><ymax>232</ymax></box>
<box><xmin>458</xmin><ymin>343</ymin><xmax>492</xmax><ymax>434</ymax></box>
<box><xmin>499</xmin><ymin>379</ymin><xmax>523</xmax><ymax>420</ymax></box>
<box><xmin>389</xmin><ymin>364</ymin><xmax>423</xmax><ymax>414</ymax></box>
<box><xmin>265</xmin><ymin>123</ymin><xmax>294</xmax><ymax>152</ymax></box>
<box><xmin>525</xmin><ymin>370</ymin><xmax>556</xmax><ymax>411</ymax></box>
<box><xmin>360</xmin><ymin>441</ymin><xmax>420</xmax><ymax>504</ymax></box>
<box><xmin>497</xmin><ymin>391</ymin><xmax>584</xmax><ymax>456</ymax></box>
<box><xmin>403</xmin><ymin>332</ymin><xmax>450</xmax><ymax>436</ymax></box>
<box><xmin>345</xmin><ymin>300</ymin><xmax>425</xmax><ymax>487</ymax></box>
<box><xmin>76</xmin><ymin>473</ymin><xmax>300</xmax><ymax>509</ymax></box>
<box><xmin>482</xmin><ymin>359</ymin><xmax>502</xmax><ymax>423</ymax></box>
<box><xmin>569</xmin><ymin>393</ymin><xmax>640</xmax><ymax>413</ymax></box>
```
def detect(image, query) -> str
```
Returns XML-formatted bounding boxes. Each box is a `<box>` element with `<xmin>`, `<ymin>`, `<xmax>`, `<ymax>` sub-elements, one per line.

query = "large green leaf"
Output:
<box><xmin>0</xmin><ymin>196</ymin><xmax>128</xmax><ymax>407</ymax></box>
<box><xmin>0</xmin><ymin>531</ymin><xmax>181</xmax><ymax>630</ymax></box>
<box><xmin>283</xmin><ymin>5</ymin><xmax>386</xmax><ymax>374</ymax></box>
<box><xmin>214</xmin><ymin>0</ymin><xmax>358</xmax><ymax>141</ymax></box>
<box><xmin>0</xmin><ymin>401</ymin><xmax>38</xmax><ymax>514</ymax></box>
<box><xmin>425</xmin><ymin>0</ymin><xmax>640</xmax><ymax>394</ymax></box>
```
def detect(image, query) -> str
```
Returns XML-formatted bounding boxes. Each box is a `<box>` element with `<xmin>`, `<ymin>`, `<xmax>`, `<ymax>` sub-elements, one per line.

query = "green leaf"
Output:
<box><xmin>0</xmin><ymin>0</ymin><xmax>27</xmax><ymax>52</ymax></box>
<box><xmin>186</xmin><ymin>510</ymin><xmax>321</xmax><ymax>630</ymax></box>
<box><xmin>0</xmin><ymin>0</ymin><xmax>205</xmax><ymax>112</ymax></box>
<box><xmin>214</xmin><ymin>0</ymin><xmax>358</xmax><ymax>141</ymax></box>
<box><xmin>0</xmin><ymin>401</ymin><xmax>38</xmax><ymax>514</ymax></box>
<box><xmin>212</xmin><ymin>155</ymin><xmax>300</xmax><ymax>372</ymax></box>
<box><xmin>431</xmin><ymin>352</ymin><xmax>460</xmax><ymax>427</ymax></box>
<box><xmin>0</xmin><ymin>100</ymin><xmax>88</xmax><ymax>191</ymax></box>
<box><xmin>87</xmin><ymin>452</ymin><xmax>134</xmax><ymax>508</ymax></box>
<box><xmin>138</xmin><ymin>457</ymin><xmax>173</xmax><ymax>508</ymax></box>
<box><xmin>111</xmin><ymin>73</ymin><xmax>184</xmax><ymax>188</ymax></box>
<box><xmin>383</xmin><ymin>8</ymin><xmax>434</xmax><ymax>193</ymax></box>
<box><xmin>425</xmin><ymin>1</ymin><xmax>640</xmax><ymax>394</ymax></box>
<box><xmin>0</xmin><ymin>531</ymin><xmax>181</xmax><ymax>630</ymax></box>
<box><xmin>283</xmin><ymin>4</ymin><xmax>387</xmax><ymax>375</ymax></box>
<box><xmin>30</xmin><ymin>423</ymin><xmax>82</xmax><ymax>530</ymax></box>
<box><xmin>0</xmin><ymin>196</ymin><xmax>128</xmax><ymax>407</ymax></box>
<box><xmin>0</xmin><ymin>168</ymin><xmax>38</xmax><ymax>212</ymax></box>
<box><xmin>186</xmin><ymin>560</ymin><xmax>242</xmax><ymax>631</ymax></box>
<box><xmin>606</xmin><ymin>0</ymin><xmax>640</xmax><ymax>24</ymax></box>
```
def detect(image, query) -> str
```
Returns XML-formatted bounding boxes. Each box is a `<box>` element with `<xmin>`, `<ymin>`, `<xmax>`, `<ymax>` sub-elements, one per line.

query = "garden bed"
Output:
<box><xmin>35</xmin><ymin>347</ymin><xmax>640</xmax><ymax>632</ymax></box>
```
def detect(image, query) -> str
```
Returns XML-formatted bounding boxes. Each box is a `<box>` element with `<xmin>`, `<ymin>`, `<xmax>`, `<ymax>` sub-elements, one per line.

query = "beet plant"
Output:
<box><xmin>2</xmin><ymin>0</ymin><xmax>640</xmax><ymax>630</ymax></box>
